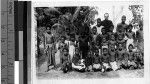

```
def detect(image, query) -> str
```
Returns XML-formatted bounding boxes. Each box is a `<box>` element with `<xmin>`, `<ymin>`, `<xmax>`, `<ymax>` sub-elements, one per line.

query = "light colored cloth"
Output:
<box><xmin>69</xmin><ymin>45</ymin><xmax>75</xmax><ymax>61</ymax></box>
<box><xmin>103</xmin><ymin>63</ymin><xmax>110</xmax><ymax>69</ymax></box>
<box><xmin>55</xmin><ymin>50</ymin><xmax>61</xmax><ymax>65</ymax></box>
<box><xmin>110</xmin><ymin>61</ymin><xmax>118</xmax><ymax>71</ymax></box>
<box><xmin>128</xmin><ymin>61</ymin><xmax>136</xmax><ymax>66</ymax></box>
<box><xmin>72</xmin><ymin>63</ymin><xmax>86</xmax><ymax>70</ymax></box>
<box><xmin>93</xmin><ymin>64</ymin><xmax>101</xmax><ymax>69</ymax></box>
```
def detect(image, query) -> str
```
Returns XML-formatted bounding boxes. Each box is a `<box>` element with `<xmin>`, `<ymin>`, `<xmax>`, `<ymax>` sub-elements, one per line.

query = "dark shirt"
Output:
<box><xmin>93</xmin><ymin>54</ymin><xmax>101</xmax><ymax>64</ymax></box>
<box><xmin>101</xmin><ymin>19</ymin><xmax>114</xmax><ymax>33</ymax></box>
<box><xmin>101</xmin><ymin>53</ymin><xmax>110</xmax><ymax>63</ymax></box>
<box><xmin>72</xmin><ymin>54</ymin><xmax>80</xmax><ymax>65</ymax></box>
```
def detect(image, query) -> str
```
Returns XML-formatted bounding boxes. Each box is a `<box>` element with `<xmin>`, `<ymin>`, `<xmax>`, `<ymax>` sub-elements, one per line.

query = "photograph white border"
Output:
<box><xmin>31</xmin><ymin>0</ymin><xmax>150</xmax><ymax>84</ymax></box>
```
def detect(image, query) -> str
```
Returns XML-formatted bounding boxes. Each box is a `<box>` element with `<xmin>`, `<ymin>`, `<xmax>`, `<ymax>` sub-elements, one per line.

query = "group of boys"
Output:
<box><xmin>44</xmin><ymin>13</ymin><xmax>144</xmax><ymax>73</ymax></box>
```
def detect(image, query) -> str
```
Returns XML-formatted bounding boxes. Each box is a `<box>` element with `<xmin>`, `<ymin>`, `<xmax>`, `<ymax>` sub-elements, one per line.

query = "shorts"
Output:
<box><xmin>110</xmin><ymin>61</ymin><xmax>118</xmax><ymax>71</ymax></box>
<box><xmin>93</xmin><ymin>64</ymin><xmax>101</xmax><ymax>69</ymax></box>
<box><xmin>103</xmin><ymin>63</ymin><xmax>110</xmax><ymax>69</ymax></box>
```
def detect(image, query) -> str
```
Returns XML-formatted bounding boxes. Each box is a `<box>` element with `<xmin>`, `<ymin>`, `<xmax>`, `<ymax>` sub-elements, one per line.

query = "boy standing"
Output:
<box><xmin>44</xmin><ymin>26</ymin><xmax>55</xmax><ymax>72</ymax></box>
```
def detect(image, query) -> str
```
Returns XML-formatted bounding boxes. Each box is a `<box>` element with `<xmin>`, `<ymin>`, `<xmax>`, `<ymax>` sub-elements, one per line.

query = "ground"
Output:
<box><xmin>37</xmin><ymin>55</ymin><xmax>144</xmax><ymax>79</ymax></box>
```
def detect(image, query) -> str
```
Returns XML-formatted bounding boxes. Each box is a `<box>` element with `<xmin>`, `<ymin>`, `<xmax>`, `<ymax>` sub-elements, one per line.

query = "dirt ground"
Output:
<box><xmin>37</xmin><ymin>55</ymin><xmax>144</xmax><ymax>79</ymax></box>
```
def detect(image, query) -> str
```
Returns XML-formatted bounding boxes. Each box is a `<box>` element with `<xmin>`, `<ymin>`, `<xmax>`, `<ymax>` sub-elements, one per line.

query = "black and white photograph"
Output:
<box><xmin>31</xmin><ymin>1</ymin><xmax>147</xmax><ymax>83</ymax></box>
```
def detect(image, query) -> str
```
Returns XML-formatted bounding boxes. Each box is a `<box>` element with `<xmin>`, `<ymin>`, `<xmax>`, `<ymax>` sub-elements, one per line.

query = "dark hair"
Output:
<box><xmin>97</xmin><ymin>18</ymin><xmax>101</xmax><ymax>21</ymax></box>
<box><xmin>128</xmin><ymin>44</ymin><xmax>134</xmax><ymax>48</ymax></box>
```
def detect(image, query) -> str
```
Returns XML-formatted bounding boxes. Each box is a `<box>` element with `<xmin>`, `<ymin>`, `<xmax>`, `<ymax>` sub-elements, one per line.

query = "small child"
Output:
<box><xmin>134</xmin><ymin>51</ymin><xmax>144</xmax><ymax>69</ymax></box>
<box><xmin>109</xmin><ymin>44</ymin><xmax>118</xmax><ymax>71</ymax></box>
<box><xmin>61</xmin><ymin>48</ymin><xmax>72</xmax><ymax>73</ymax></box>
<box><xmin>121</xmin><ymin>52</ymin><xmax>129</xmax><ymax>69</ymax></box>
<box><xmin>127</xmin><ymin>44</ymin><xmax>137</xmax><ymax>69</ymax></box>
<box><xmin>72</xmin><ymin>48</ymin><xmax>86</xmax><ymax>71</ymax></box>
<box><xmin>92</xmin><ymin>49</ymin><xmax>102</xmax><ymax>71</ymax></box>
<box><xmin>116</xmin><ymin>43</ymin><xmax>125</xmax><ymax>69</ymax></box>
<box><xmin>101</xmin><ymin>48</ymin><xmax>111</xmax><ymax>72</ymax></box>
<box><xmin>116</xmin><ymin>34</ymin><xmax>126</xmax><ymax>49</ymax></box>
<box><xmin>85</xmin><ymin>51</ymin><xmax>93</xmax><ymax>72</ymax></box>
<box><xmin>58</xmin><ymin>36</ymin><xmax>67</xmax><ymax>64</ymax></box>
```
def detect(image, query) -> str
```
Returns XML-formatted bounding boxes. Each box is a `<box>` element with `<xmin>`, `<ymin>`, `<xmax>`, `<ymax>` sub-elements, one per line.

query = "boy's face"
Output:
<box><xmin>61</xmin><ymin>37</ymin><xmax>65</xmax><ymax>43</ymax></box>
<box><xmin>93</xmin><ymin>28</ymin><xmax>97</xmax><ymax>34</ymax></box>
<box><xmin>128</xmin><ymin>45</ymin><xmax>133</xmax><ymax>51</ymax></box>
<box><xmin>118</xmin><ymin>34</ymin><xmax>123</xmax><ymax>40</ymax></box>
<box><xmin>63</xmin><ymin>49</ymin><xmax>68</xmax><ymax>55</ymax></box>
<box><xmin>118</xmin><ymin>44</ymin><xmax>123</xmax><ymax>50</ymax></box>
<box><xmin>111</xmin><ymin>35</ymin><xmax>115</xmax><ymax>40</ymax></box>
<box><xmin>95</xmin><ymin>50</ymin><xmax>99</xmax><ymax>55</ymax></box>
<box><xmin>103</xmin><ymin>48</ymin><xmax>108</xmax><ymax>54</ymax></box>
<box><xmin>101</xmin><ymin>29</ymin><xmax>105</xmax><ymax>34</ymax></box>
<box><xmin>97</xmin><ymin>19</ymin><xmax>101</xmax><ymax>26</ymax></box>
<box><xmin>121</xmin><ymin>16</ymin><xmax>126</xmax><ymax>23</ymax></box>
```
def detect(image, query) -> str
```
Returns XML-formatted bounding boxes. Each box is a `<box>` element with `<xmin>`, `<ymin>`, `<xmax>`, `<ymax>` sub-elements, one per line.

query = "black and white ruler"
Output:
<box><xmin>1</xmin><ymin>0</ymin><xmax>15</xmax><ymax>84</ymax></box>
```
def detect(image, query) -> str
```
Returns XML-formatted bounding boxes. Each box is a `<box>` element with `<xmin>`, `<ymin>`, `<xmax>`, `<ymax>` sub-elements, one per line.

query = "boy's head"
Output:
<box><xmin>118</xmin><ymin>43</ymin><xmax>123</xmax><ymax>51</ymax></box>
<box><xmin>118</xmin><ymin>34</ymin><xmax>123</xmax><ymax>40</ymax></box>
<box><xmin>110</xmin><ymin>34</ymin><xmax>115</xmax><ymax>40</ymax></box>
<box><xmin>66</xmin><ymin>28</ymin><xmax>70</xmax><ymax>34</ymax></box>
<box><xmin>128</xmin><ymin>44</ymin><xmax>134</xmax><ymax>51</ymax></box>
<box><xmin>110</xmin><ymin>25</ymin><xmax>114</xmax><ymax>32</ymax></box>
<box><xmin>128</xmin><ymin>24</ymin><xmax>133</xmax><ymax>31</ymax></box>
<box><xmin>117</xmin><ymin>25</ymin><xmax>123</xmax><ymax>33</ymax></box>
<box><xmin>95</xmin><ymin>48</ymin><xmax>99</xmax><ymax>55</ymax></box>
<box><xmin>63</xmin><ymin>48</ymin><xmax>69</xmax><ymax>55</ymax></box>
<box><xmin>97</xmin><ymin>18</ymin><xmax>101</xmax><ymax>27</ymax></box>
<box><xmin>92</xmin><ymin>26</ymin><xmax>97</xmax><ymax>34</ymax></box>
<box><xmin>61</xmin><ymin>36</ymin><xmax>65</xmax><ymax>43</ymax></box>
<box><xmin>121</xmin><ymin>15</ymin><xmax>126</xmax><ymax>24</ymax></box>
<box><xmin>75</xmin><ymin>48</ymin><xmax>79</xmax><ymax>55</ymax></box>
<box><xmin>70</xmin><ymin>34</ymin><xmax>75</xmax><ymax>42</ymax></box>
<box><xmin>101</xmin><ymin>28</ymin><xmax>106</xmax><ymax>34</ymax></box>
<box><xmin>103</xmin><ymin>48</ymin><xmax>108</xmax><ymax>54</ymax></box>
<box><xmin>104</xmin><ymin>13</ymin><xmax>109</xmax><ymax>20</ymax></box>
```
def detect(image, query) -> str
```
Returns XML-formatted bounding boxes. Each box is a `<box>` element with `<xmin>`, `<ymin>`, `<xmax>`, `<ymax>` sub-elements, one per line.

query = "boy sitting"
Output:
<box><xmin>134</xmin><ymin>50</ymin><xmax>144</xmax><ymax>69</ymax></box>
<box><xmin>101</xmin><ymin>48</ymin><xmax>111</xmax><ymax>72</ymax></box>
<box><xmin>116</xmin><ymin>43</ymin><xmax>125</xmax><ymax>69</ymax></box>
<box><xmin>127</xmin><ymin>44</ymin><xmax>137</xmax><ymax>69</ymax></box>
<box><xmin>109</xmin><ymin>44</ymin><xmax>118</xmax><ymax>71</ymax></box>
<box><xmin>72</xmin><ymin>48</ymin><xmax>86</xmax><ymax>71</ymax></box>
<box><xmin>61</xmin><ymin>48</ymin><xmax>72</xmax><ymax>73</ymax></box>
<box><xmin>92</xmin><ymin>49</ymin><xmax>102</xmax><ymax>71</ymax></box>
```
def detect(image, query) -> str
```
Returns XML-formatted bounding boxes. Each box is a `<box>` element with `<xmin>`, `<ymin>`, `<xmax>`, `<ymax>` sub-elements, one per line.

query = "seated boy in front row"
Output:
<box><xmin>92</xmin><ymin>49</ymin><xmax>102</xmax><ymax>71</ymax></box>
<box><xmin>72</xmin><ymin>48</ymin><xmax>86</xmax><ymax>71</ymax></box>
<box><xmin>101</xmin><ymin>48</ymin><xmax>111</xmax><ymax>72</ymax></box>
<box><xmin>61</xmin><ymin>48</ymin><xmax>72</xmax><ymax>73</ymax></box>
<box><xmin>109</xmin><ymin>44</ymin><xmax>118</xmax><ymax>71</ymax></box>
<box><xmin>127</xmin><ymin>44</ymin><xmax>137</xmax><ymax>69</ymax></box>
